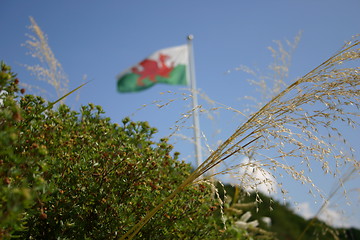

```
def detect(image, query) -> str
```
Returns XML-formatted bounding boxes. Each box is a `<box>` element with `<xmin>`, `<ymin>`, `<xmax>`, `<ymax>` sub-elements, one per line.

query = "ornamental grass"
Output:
<box><xmin>121</xmin><ymin>36</ymin><xmax>360</xmax><ymax>239</ymax></box>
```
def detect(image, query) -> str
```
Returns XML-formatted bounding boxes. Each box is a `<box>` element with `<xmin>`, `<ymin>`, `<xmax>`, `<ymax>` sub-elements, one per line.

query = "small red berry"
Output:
<box><xmin>3</xmin><ymin>177</ymin><xmax>11</xmax><ymax>185</ymax></box>
<box><xmin>39</xmin><ymin>212</ymin><xmax>47</xmax><ymax>220</ymax></box>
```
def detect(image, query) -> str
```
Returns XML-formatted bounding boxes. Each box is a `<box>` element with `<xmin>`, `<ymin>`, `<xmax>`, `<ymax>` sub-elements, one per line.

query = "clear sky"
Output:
<box><xmin>1</xmin><ymin>0</ymin><xmax>359</xmax><ymax>229</ymax></box>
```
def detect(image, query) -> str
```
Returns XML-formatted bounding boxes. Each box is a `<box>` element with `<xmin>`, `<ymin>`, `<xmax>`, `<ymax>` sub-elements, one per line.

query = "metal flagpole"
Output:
<box><xmin>187</xmin><ymin>35</ymin><xmax>203</xmax><ymax>168</ymax></box>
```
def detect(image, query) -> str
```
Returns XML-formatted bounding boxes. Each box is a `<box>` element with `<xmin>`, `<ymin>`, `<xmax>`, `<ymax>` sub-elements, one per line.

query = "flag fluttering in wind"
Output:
<box><xmin>117</xmin><ymin>45</ymin><xmax>189</xmax><ymax>92</ymax></box>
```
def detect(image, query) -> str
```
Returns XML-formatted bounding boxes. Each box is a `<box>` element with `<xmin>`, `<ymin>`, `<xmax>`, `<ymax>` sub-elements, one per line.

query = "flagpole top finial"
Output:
<box><xmin>187</xmin><ymin>34</ymin><xmax>194</xmax><ymax>40</ymax></box>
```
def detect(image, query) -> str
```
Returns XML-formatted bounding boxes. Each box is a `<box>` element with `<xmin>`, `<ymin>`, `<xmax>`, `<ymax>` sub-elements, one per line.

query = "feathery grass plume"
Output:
<box><xmin>234</xmin><ymin>31</ymin><xmax>302</xmax><ymax>112</ymax></box>
<box><xmin>199</xmin><ymin>33</ymin><xmax>302</xmax><ymax>196</ymax></box>
<box><xmin>22</xmin><ymin>16</ymin><xmax>69</xmax><ymax>103</ymax></box>
<box><xmin>210</xmin><ymin>34</ymin><xmax>302</xmax><ymax>191</ymax></box>
<box><xmin>214</xmin><ymin>34</ymin><xmax>301</xmax><ymax>203</ymax></box>
<box><xmin>120</xmin><ymin>36</ymin><xmax>359</xmax><ymax>239</ymax></box>
<box><xmin>267</xmin><ymin>31</ymin><xmax>302</xmax><ymax>96</ymax></box>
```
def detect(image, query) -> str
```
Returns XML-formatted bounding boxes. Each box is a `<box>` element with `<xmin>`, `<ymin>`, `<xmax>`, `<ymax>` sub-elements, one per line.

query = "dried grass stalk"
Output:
<box><xmin>120</xmin><ymin>36</ymin><xmax>359</xmax><ymax>239</ymax></box>
<box><xmin>23</xmin><ymin>17</ymin><xmax>69</xmax><ymax>102</ymax></box>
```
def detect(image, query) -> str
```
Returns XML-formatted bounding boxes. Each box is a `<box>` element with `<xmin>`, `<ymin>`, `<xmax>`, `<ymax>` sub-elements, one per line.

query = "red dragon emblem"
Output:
<box><xmin>131</xmin><ymin>53</ymin><xmax>174</xmax><ymax>86</ymax></box>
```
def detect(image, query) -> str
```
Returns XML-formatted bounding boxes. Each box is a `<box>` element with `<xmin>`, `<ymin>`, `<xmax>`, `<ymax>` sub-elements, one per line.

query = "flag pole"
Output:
<box><xmin>187</xmin><ymin>35</ymin><xmax>203</xmax><ymax>168</ymax></box>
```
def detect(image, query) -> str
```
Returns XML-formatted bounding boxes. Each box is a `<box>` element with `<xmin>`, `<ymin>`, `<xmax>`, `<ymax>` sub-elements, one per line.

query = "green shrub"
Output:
<box><xmin>0</xmin><ymin>62</ymin><xmax>46</xmax><ymax>238</ymax></box>
<box><xmin>0</xmin><ymin>62</ymin><xmax>224</xmax><ymax>239</ymax></box>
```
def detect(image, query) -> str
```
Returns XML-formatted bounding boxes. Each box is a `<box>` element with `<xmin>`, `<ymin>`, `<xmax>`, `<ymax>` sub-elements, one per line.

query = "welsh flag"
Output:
<box><xmin>117</xmin><ymin>45</ymin><xmax>189</xmax><ymax>92</ymax></box>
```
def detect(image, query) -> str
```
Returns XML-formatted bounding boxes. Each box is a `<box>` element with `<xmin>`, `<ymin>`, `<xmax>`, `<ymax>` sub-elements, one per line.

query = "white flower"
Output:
<box><xmin>234</xmin><ymin>211</ymin><xmax>259</xmax><ymax>229</ymax></box>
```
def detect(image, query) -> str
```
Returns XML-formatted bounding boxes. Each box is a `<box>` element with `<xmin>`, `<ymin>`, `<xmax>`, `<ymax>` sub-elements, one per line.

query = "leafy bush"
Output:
<box><xmin>0</xmin><ymin>62</ymin><xmax>225</xmax><ymax>239</ymax></box>
<box><xmin>1</xmin><ymin>62</ymin><xmax>50</xmax><ymax>237</ymax></box>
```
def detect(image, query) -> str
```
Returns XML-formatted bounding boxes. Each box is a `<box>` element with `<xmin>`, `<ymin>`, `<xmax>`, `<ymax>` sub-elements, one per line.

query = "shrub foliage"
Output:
<box><xmin>0</xmin><ymin>62</ymin><xmax>223</xmax><ymax>239</ymax></box>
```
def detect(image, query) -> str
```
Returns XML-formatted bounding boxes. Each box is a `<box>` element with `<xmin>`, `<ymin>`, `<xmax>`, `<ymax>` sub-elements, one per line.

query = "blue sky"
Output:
<box><xmin>1</xmin><ymin>0</ymin><xmax>359</xmax><ymax>228</ymax></box>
